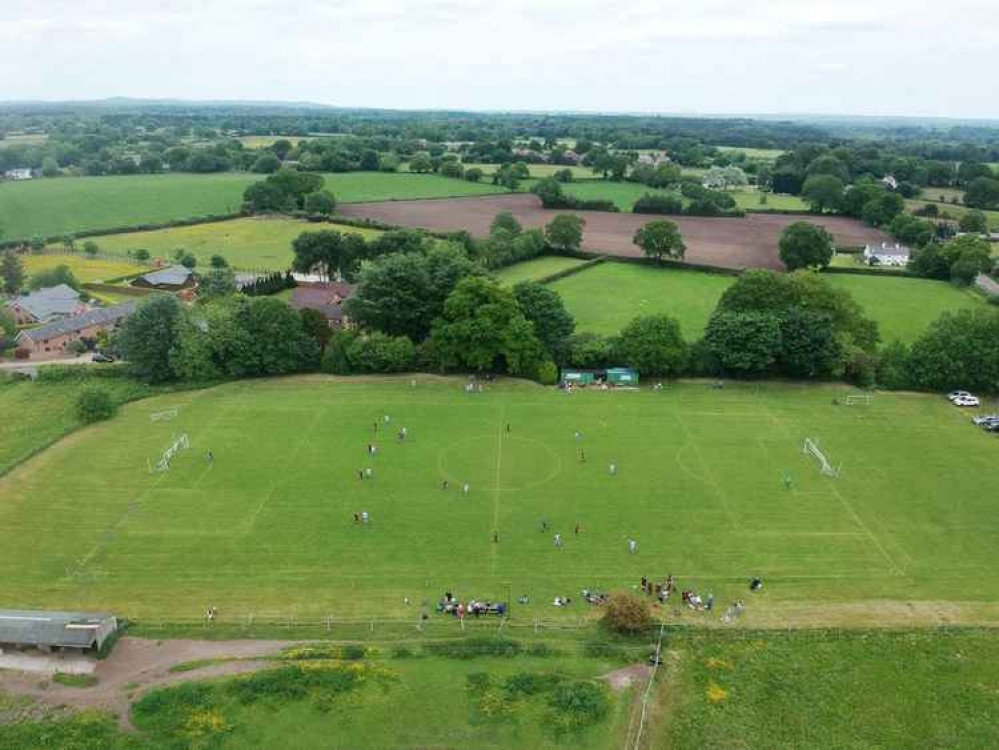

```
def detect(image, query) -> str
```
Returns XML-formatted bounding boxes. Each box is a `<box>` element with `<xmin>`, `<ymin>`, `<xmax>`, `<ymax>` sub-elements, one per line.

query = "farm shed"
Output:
<box><xmin>131</xmin><ymin>265</ymin><xmax>196</xmax><ymax>291</ymax></box>
<box><xmin>5</xmin><ymin>284</ymin><xmax>86</xmax><ymax>325</ymax></box>
<box><xmin>289</xmin><ymin>282</ymin><xmax>357</xmax><ymax>328</ymax></box>
<box><xmin>0</xmin><ymin>609</ymin><xmax>117</xmax><ymax>655</ymax></box>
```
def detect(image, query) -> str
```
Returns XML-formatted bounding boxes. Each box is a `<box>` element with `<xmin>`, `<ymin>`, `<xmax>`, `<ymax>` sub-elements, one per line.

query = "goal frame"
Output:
<box><xmin>802</xmin><ymin>437</ymin><xmax>840</xmax><ymax>478</ymax></box>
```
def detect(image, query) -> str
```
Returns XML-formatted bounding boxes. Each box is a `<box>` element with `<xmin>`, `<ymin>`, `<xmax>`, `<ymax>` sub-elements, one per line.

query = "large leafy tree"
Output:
<box><xmin>346</xmin><ymin>243</ymin><xmax>482</xmax><ymax>341</ymax></box>
<box><xmin>1</xmin><ymin>251</ymin><xmax>25</xmax><ymax>295</ymax></box>
<box><xmin>909</xmin><ymin>308</ymin><xmax>999</xmax><ymax>392</ymax></box>
<box><xmin>618</xmin><ymin>314</ymin><xmax>688</xmax><ymax>376</ymax></box>
<box><xmin>118</xmin><ymin>294</ymin><xmax>185</xmax><ymax>383</ymax></box>
<box><xmin>964</xmin><ymin>177</ymin><xmax>999</xmax><ymax>210</ymax></box>
<box><xmin>704</xmin><ymin>311</ymin><xmax>781</xmax><ymax>375</ymax></box>
<box><xmin>430</xmin><ymin>277</ymin><xmax>544</xmax><ymax>375</ymax></box>
<box><xmin>291</xmin><ymin>230</ymin><xmax>366</xmax><ymax>281</ymax></box>
<box><xmin>632</xmin><ymin>220</ymin><xmax>686</xmax><ymax>263</ymax></box>
<box><xmin>544</xmin><ymin>214</ymin><xmax>585</xmax><ymax>252</ymax></box>
<box><xmin>512</xmin><ymin>281</ymin><xmax>575</xmax><ymax>357</ymax></box>
<box><xmin>801</xmin><ymin>174</ymin><xmax>844</xmax><ymax>213</ymax></box>
<box><xmin>778</xmin><ymin>222</ymin><xmax>834</xmax><ymax>271</ymax></box>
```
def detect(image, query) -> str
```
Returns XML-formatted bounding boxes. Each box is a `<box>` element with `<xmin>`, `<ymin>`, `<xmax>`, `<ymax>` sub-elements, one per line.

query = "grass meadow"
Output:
<box><xmin>556</xmin><ymin>181</ymin><xmax>808</xmax><ymax>212</ymax></box>
<box><xmin>21</xmin><ymin>253</ymin><xmax>141</xmax><ymax>284</ymax></box>
<box><xmin>0</xmin><ymin>172</ymin><xmax>508</xmax><ymax>240</ymax></box>
<box><xmin>73</xmin><ymin>217</ymin><xmax>382</xmax><ymax>271</ymax></box>
<box><xmin>667</xmin><ymin>629</ymin><xmax>999</xmax><ymax>749</ymax></box>
<box><xmin>550</xmin><ymin>262</ymin><xmax>732</xmax><ymax>336</ymax></box>
<box><xmin>905</xmin><ymin>198</ymin><xmax>999</xmax><ymax>230</ymax></box>
<box><xmin>456</xmin><ymin>162</ymin><xmax>598</xmax><ymax>179</ymax></box>
<box><xmin>545</xmin><ymin>260</ymin><xmax>985</xmax><ymax>343</ymax></box>
<box><xmin>2</xmin><ymin>375</ymin><xmax>998</xmax><ymax>627</ymax></box>
<box><xmin>712</xmin><ymin>145</ymin><xmax>785</xmax><ymax>162</ymax></box>
<box><xmin>492</xmin><ymin>255</ymin><xmax>592</xmax><ymax>285</ymax></box>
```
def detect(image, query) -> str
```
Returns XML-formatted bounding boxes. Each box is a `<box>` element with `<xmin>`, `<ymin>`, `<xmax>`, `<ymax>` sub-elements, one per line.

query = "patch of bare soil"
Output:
<box><xmin>337</xmin><ymin>194</ymin><xmax>892</xmax><ymax>271</ymax></box>
<box><xmin>0</xmin><ymin>637</ymin><xmax>301</xmax><ymax>730</ymax></box>
<box><xmin>600</xmin><ymin>662</ymin><xmax>653</xmax><ymax>692</ymax></box>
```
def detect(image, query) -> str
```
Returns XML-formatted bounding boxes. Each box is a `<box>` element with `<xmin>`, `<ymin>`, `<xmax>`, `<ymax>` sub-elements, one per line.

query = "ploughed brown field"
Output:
<box><xmin>338</xmin><ymin>194</ymin><xmax>892</xmax><ymax>270</ymax></box>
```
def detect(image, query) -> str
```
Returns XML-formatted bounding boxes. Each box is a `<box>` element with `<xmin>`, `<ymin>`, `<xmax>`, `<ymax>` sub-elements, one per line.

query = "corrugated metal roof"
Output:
<box><xmin>17</xmin><ymin>300</ymin><xmax>138</xmax><ymax>343</ymax></box>
<box><xmin>7</xmin><ymin>284</ymin><xmax>81</xmax><ymax>321</ymax></box>
<box><xmin>0</xmin><ymin>609</ymin><xmax>114</xmax><ymax>648</ymax></box>
<box><xmin>138</xmin><ymin>265</ymin><xmax>193</xmax><ymax>286</ymax></box>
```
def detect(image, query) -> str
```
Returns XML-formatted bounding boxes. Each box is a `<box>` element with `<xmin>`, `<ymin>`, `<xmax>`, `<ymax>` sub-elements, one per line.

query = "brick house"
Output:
<box><xmin>15</xmin><ymin>301</ymin><xmax>137</xmax><ymax>359</ymax></box>
<box><xmin>289</xmin><ymin>282</ymin><xmax>356</xmax><ymax>328</ymax></box>
<box><xmin>6</xmin><ymin>284</ymin><xmax>87</xmax><ymax>326</ymax></box>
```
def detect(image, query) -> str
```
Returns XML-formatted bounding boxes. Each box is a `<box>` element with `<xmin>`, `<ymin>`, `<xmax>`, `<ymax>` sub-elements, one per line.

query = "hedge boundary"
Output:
<box><xmin>533</xmin><ymin>255</ymin><xmax>608</xmax><ymax>284</ymax></box>
<box><xmin>83</xmin><ymin>282</ymin><xmax>154</xmax><ymax>297</ymax></box>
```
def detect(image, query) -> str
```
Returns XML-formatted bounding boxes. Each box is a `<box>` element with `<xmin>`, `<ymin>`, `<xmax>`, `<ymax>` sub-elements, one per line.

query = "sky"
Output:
<box><xmin>2</xmin><ymin>0</ymin><xmax>998</xmax><ymax>119</ymax></box>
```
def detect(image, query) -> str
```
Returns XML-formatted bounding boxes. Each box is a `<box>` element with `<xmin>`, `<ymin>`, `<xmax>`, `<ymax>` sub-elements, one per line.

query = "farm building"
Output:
<box><xmin>289</xmin><ymin>282</ymin><xmax>357</xmax><ymax>327</ymax></box>
<box><xmin>15</xmin><ymin>300</ymin><xmax>137</xmax><ymax>359</ymax></box>
<box><xmin>637</xmin><ymin>152</ymin><xmax>671</xmax><ymax>168</ymax></box>
<box><xmin>131</xmin><ymin>265</ymin><xmax>196</xmax><ymax>292</ymax></box>
<box><xmin>561</xmin><ymin>368</ymin><xmax>639</xmax><ymax>387</ymax></box>
<box><xmin>0</xmin><ymin>609</ymin><xmax>117</xmax><ymax>656</ymax></box>
<box><xmin>863</xmin><ymin>242</ymin><xmax>910</xmax><ymax>267</ymax></box>
<box><xmin>5</xmin><ymin>284</ymin><xmax>87</xmax><ymax>325</ymax></box>
<box><xmin>3</xmin><ymin>168</ymin><xmax>33</xmax><ymax>180</ymax></box>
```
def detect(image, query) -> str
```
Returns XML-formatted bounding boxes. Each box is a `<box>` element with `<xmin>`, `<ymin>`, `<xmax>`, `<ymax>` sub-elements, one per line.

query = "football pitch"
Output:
<box><xmin>1</xmin><ymin>376</ymin><xmax>997</xmax><ymax>627</ymax></box>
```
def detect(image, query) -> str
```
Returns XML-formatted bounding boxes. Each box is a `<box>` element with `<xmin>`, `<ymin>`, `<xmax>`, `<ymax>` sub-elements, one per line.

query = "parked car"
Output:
<box><xmin>953</xmin><ymin>396</ymin><xmax>980</xmax><ymax>407</ymax></box>
<box><xmin>92</xmin><ymin>352</ymin><xmax>116</xmax><ymax>363</ymax></box>
<box><xmin>984</xmin><ymin>422</ymin><xmax>999</xmax><ymax>433</ymax></box>
<box><xmin>948</xmin><ymin>390</ymin><xmax>973</xmax><ymax>401</ymax></box>
<box><xmin>973</xmin><ymin>415</ymin><xmax>999</xmax><ymax>426</ymax></box>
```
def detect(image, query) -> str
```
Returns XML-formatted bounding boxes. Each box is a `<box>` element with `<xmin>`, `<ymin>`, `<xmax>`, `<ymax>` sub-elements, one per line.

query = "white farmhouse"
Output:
<box><xmin>863</xmin><ymin>242</ymin><xmax>910</xmax><ymax>267</ymax></box>
<box><xmin>3</xmin><ymin>168</ymin><xmax>33</xmax><ymax>180</ymax></box>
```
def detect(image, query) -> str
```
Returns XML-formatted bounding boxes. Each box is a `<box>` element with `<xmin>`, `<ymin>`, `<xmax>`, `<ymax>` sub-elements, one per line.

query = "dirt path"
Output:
<box><xmin>337</xmin><ymin>193</ymin><xmax>892</xmax><ymax>271</ymax></box>
<box><xmin>0</xmin><ymin>637</ymin><xmax>301</xmax><ymax>729</ymax></box>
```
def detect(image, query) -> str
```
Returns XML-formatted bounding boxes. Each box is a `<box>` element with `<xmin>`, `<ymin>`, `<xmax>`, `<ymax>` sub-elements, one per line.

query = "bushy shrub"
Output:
<box><xmin>535</xmin><ymin>360</ymin><xmax>559</xmax><ymax>385</ymax></box>
<box><xmin>75</xmin><ymin>387</ymin><xmax>116</xmax><ymax>423</ymax></box>
<box><xmin>547</xmin><ymin>680</ymin><xmax>611</xmax><ymax>732</ymax></box>
<box><xmin>504</xmin><ymin>672</ymin><xmax>564</xmax><ymax>697</ymax></box>
<box><xmin>424</xmin><ymin>637</ymin><xmax>524</xmax><ymax>660</ymax></box>
<box><xmin>633</xmin><ymin>193</ymin><xmax>683</xmax><ymax>215</ymax></box>
<box><xmin>601</xmin><ymin>591</ymin><xmax>652</xmax><ymax>635</ymax></box>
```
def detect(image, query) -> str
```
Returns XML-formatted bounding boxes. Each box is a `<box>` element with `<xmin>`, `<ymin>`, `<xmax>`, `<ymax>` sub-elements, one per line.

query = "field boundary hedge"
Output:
<box><xmin>534</xmin><ymin>255</ymin><xmax>608</xmax><ymax>284</ymax></box>
<box><xmin>83</xmin><ymin>282</ymin><xmax>154</xmax><ymax>297</ymax></box>
<box><xmin>560</xmin><ymin>250</ymin><xmax>743</xmax><ymax>277</ymax></box>
<box><xmin>821</xmin><ymin>266</ymin><xmax>918</xmax><ymax>278</ymax></box>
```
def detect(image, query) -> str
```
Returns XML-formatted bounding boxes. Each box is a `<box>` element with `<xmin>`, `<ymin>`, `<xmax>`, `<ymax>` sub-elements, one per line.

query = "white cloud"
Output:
<box><xmin>0</xmin><ymin>0</ymin><xmax>997</xmax><ymax>117</ymax></box>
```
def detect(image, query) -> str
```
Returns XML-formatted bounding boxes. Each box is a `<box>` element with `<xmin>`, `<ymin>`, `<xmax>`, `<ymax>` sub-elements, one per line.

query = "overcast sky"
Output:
<box><xmin>3</xmin><ymin>0</ymin><xmax>998</xmax><ymax>119</ymax></box>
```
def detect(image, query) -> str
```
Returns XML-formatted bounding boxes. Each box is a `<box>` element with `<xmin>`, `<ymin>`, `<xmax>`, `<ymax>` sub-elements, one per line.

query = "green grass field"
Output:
<box><xmin>456</xmin><ymin>163</ymin><xmax>597</xmax><ymax>179</ymax></box>
<box><xmin>825</xmin><ymin>274</ymin><xmax>984</xmax><ymax>344</ymax></box>
<box><xmin>22</xmin><ymin>254</ymin><xmax>142</xmax><ymax>284</ymax></box>
<box><xmin>667</xmin><ymin>629</ymin><xmax>999</xmax><ymax>749</ymax></box>
<box><xmin>543</xmin><ymin>261</ymin><xmax>983</xmax><ymax>343</ymax></box>
<box><xmin>2</xmin><ymin>375</ymin><xmax>998</xmax><ymax>627</ymax></box>
<box><xmin>550</xmin><ymin>262</ymin><xmax>731</xmax><ymax>336</ymax></box>
<box><xmin>557</xmin><ymin>181</ymin><xmax>808</xmax><ymax>212</ymax></box>
<box><xmin>70</xmin><ymin>217</ymin><xmax>382</xmax><ymax>271</ymax></box>
<box><xmin>492</xmin><ymin>256</ymin><xmax>592</xmax><ymax>285</ymax></box>
<box><xmin>0</xmin><ymin>172</ymin><xmax>508</xmax><ymax>240</ymax></box>
<box><xmin>905</xmin><ymin>198</ymin><xmax>999</xmax><ymax>230</ymax></box>
<box><xmin>712</xmin><ymin>145</ymin><xmax>785</xmax><ymax>162</ymax></box>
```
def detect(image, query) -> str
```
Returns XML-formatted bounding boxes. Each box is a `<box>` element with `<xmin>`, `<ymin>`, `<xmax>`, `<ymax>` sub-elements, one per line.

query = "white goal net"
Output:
<box><xmin>150</xmin><ymin>408</ymin><xmax>179</xmax><ymax>422</ymax></box>
<box><xmin>844</xmin><ymin>395</ymin><xmax>871</xmax><ymax>406</ymax></box>
<box><xmin>802</xmin><ymin>437</ymin><xmax>839</xmax><ymax>477</ymax></box>
<box><xmin>149</xmin><ymin>434</ymin><xmax>190</xmax><ymax>473</ymax></box>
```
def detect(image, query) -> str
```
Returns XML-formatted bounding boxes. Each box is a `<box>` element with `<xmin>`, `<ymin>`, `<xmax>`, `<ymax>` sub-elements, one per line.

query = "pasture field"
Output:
<box><xmin>905</xmin><ymin>198</ymin><xmax>999</xmax><ymax>230</ymax></box>
<box><xmin>712</xmin><ymin>145</ymin><xmax>785</xmax><ymax>162</ymax></box>
<box><xmin>74</xmin><ymin>217</ymin><xmax>382</xmax><ymax>271</ymax></box>
<box><xmin>2</xmin><ymin>375</ymin><xmax>999</xmax><ymax>627</ymax></box>
<box><xmin>0</xmin><ymin>133</ymin><xmax>49</xmax><ymax>147</ymax></box>
<box><xmin>543</xmin><ymin>260</ymin><xmax>984</xmax><ymax>342</ymax></box>
<box><xmin>549</xmin><ymin>262</ymin><xmax>731</xmax><ymax>336</ymax></box>
<box><xmin>237</xmin><ymin>135</ymin><xmax>317</xmax><ymax>148</ymax></box>
<box><xmin>557</xmin><ymin>181</ymin><xmax>808</xmax><ymax>212</ymax></box>
<box><xmin>21</xmin><ymin>253</ymin><xmax>141</xmax><ymax>284</ymax></box>
<box><xmin>492</xmin><ymin>255</ymin><xmax>592</xmax><ymax>285</ymax></box>
<box><xmin>825</xmin><ymin>273</ymin><xmax>985</xmax><ymax>344</ymax></box>
<box><xmin>0</xmin><ymin>172</ymin><xmax>508</xmax><ymax>240</ymax></box>
<box><xmin>455</xmin><ymin>162</ymin><xmax>597</xmax><ymax>179</ymax></box>
<box><xmin>667</xmin><ymin>629</ymin><xmax>999</xmax><ymax>749</ymax></box>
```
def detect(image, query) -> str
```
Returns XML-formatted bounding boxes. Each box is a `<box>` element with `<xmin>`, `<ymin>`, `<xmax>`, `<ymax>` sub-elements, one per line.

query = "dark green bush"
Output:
<box><xmin>424</xmin><ymin>637</ymin><xmax>524</xmax><ymax>660</ymax></box>
<box><xmin>75</xmin><ymin>387</ymin><xmax>116</xmax><ymax>423</ymax></box>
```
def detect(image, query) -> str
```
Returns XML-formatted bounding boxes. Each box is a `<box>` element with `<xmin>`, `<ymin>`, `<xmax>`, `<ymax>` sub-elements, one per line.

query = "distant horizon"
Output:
<box><xmin>3</xmin><ymin>0</ymin><xmax>997</xmax><ymax>120</ymax></box>
<box><xmin>2</xmin><ymin>96</ymin><xmax>999</xmax><ymax>127</ymax></box>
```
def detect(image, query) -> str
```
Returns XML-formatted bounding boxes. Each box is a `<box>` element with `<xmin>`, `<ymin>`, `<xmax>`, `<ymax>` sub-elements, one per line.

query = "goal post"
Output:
<box><xmin>149</xmin><ymin>433</ymin><xmax>191</xmax><ymax>473</ymax></box>
<box><xmin>844</xmin><ymin>395</ymin><xmax>872</xmax><ymax>406</ymax></box>
<box><xmin>150</xmin><ymin>408</ymin><xmax>179</xmax><ymax>422</ymax></box>
<box><xmin>802</xmin><ymin>437</ymin><xmax>840</xmax><ymax>478</ymax></box>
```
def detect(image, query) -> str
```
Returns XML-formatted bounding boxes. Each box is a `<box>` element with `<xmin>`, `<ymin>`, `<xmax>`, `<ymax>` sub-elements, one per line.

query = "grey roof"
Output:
<box><xmin>7</xmin><ymin>284</ymin><xmax>81</xmax><ymax>321</ymax></box>
<box><xmin>17</xmin><ymin>300</ymin><xmax>138</xmax><ymax>343</ymax></box>
<box><xmin>0</xmin><ymin>609</ymin><xmax>114</xmax><ymax>648</ymax></box>
<box><xmin>138</xmin><ymin>265</ymin><xmax>193</xmax><ymax>286</ymax></box>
